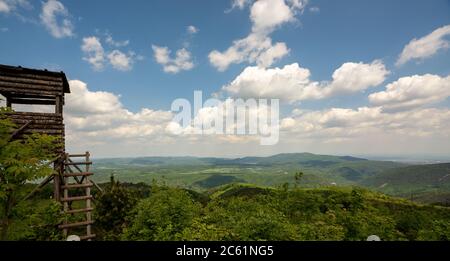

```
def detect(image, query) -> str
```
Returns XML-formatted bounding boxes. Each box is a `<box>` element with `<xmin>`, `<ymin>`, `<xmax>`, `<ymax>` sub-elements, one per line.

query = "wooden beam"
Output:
<box><xmin>0</xmin><ymin>93</ymin><xmax>56</xmax><ymax>100</ymax></box>
<box><xmin>0</xmin><ymin>81</ymin><xmax>62</xmax><ymax>92</ymax></box>
<box><xmin>0</xmin><ymin>71</ymin><xmax>65</xmax><ymax>82</ymax></box>
<box><xmin>0</xmin><ymin>87</ymin><xmax>61</xmax><ymax>97</ymax></box>
<box><xmin>11</xmin><ymin>120</ymin><xmax>33</xmax><ymax>139</ymax></box>
<box><xmin>22</xmin><ymin>174</ymin><xmax>55</xmax><ymax>201</ymax></box>
<box><xmin>0</xmin><ymin>75</ymin><xmax>63</xmax><ymax>87</ymax></box>
<box><xmin>10</xmin><ymin>98</ymin><xmax>56</xmax><ymax>105</ymax></box>
<box><xmin>55</xmin><ymin>95</ymin><xmax>62</xmax><ymax>114</ymax></box>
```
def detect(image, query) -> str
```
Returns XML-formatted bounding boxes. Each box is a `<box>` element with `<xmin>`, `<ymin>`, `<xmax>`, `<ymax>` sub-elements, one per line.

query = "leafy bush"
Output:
<box><xmin>122</xmin><ymin>187</ymin><xmax>201</xmax><ymax>240</ymax></box>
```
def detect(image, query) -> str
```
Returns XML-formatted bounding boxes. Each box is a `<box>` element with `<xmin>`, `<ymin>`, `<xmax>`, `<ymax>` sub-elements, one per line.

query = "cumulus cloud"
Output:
<box><xmin>61</xmin><ymin>81</ymin><xmax>450</xmax><ymax>157</ymax></box>
<box><xmin>23</xmin><ymin>78</ymin><xmax>445</xmax><ymax>157</ymax></box>
<box><xmin>81</xmin><ymin>36</ymin><xmax>105</xmax><ymax>71</ymax></box>
<box><xmin>152</xmin><ymin>45</ymin><xmax>194</xmax><ymax>73</ymax></box>
<box><xmin>369</xmin><ymin>74</ymin><xmax>450</xmax><ymax>111</ymax></box>
<box><xmin>221</xmin><ymin>60</ymin><xmax>389</xmax><ymax>102</ymax></box>
<box><xmin>107</xmin><ymin>50</ymin><xmax>135</xmax><ymax>71</ymax></box>
<box><xmin>40</xmin><ymin>0</ymin><xmax>74</xmax><ymax>38</ymax></box>
<box><xmin>82</xmin><ymin>36</ymin><xmax>140</xmax><ymax>71</ymax></box>
<box><xmin>209</xmin><ymin>0</ymin><xmax>307</xmax><ymax>71</ymax></box>
<box><xmin>65</xmin><ymin>80</ymin><xmax>173</xmax><ymax>143</ymax></box>
<box><xmin>396</xmin><ymin>24</ymin><xmax>450</xmax><ymax>66</ymax></box>
<box><xmin>280</xmin><ymin>106</ymin><xmax>450</xmax><ymax>142</ymax></box>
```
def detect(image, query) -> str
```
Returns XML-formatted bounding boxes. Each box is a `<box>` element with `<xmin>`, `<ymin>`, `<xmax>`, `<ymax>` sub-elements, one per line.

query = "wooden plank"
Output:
<box><xmin>61</xmin><ymin>183</ymin><xmax>93</xmax><ymax>189</ymax></box>
<box><xmin>64</xmin><ymin>207</ymin><xmax>94</xmax><ymax>214</ymax></box>
<box><xmin>22</xmin><ymin>129</ymin><xmax>64</xmax><ymax>135</ymax></box>
<box><xmin>6</xmin><ymin>111</ymin><xmax>62</xmax><ymax>117</ymax></box>
<box><xmin>11</xmin><ymin>119</ymin><xmax>62</xmax><ymax>125</ymax></box>
<box><xmin>0</xmin><ymin>81</ymin><xmax>62</xmax><ymax>92</ymax></box>
<box><xmin>64</xmin><ymin>161</ymin><xmax>93</xmax><ymax>166</ymax></box>
<box><xmin>11</xmin><ymin>120</ymin><xmax>32</xmax><ymax>139</ymax></box>
<box><xmin>0</xmin><ymin>87</ymin><xmax>61</xmax><ymax>96</ymax></box>
<box><xmin>58</xmin><ymin>220</ymin><xmax>94</xmax><ymax>229</ymax></box>
<box><xmin>60</xmin><ymin>195</ymin><xmax>93</xmax><ymax>202</ymax></box>
<box><xmin>0</xmin><ymin>75</ymin><xmax>63</xmax><ymax>87</ymax></box>
<box><xmin>0</xmin><ymin>71</ymin><xmax>65</xmax><ymax>82</ymax></box>
<box><xmin>91</xmin><ymin>180</ymin><xmax>104</xmax><ymax>193</ymax></box>
<box><xmin>0</xmin><ymin>93</ymin><xmax>56</xmax><ymax>100</ymax></box>
<box><xmin>63</xmin><ymin>172</ymin><xmax>93</xmax><ymax>177</ymax></box>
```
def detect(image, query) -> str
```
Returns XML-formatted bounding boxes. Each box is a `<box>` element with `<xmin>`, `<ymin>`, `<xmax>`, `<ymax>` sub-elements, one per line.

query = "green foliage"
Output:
<box><xmin>22</xmin><ymin>201</ymin><xmax>64</xmax><ymax>241</ymax></box>
<box><xmin>95</xmin><ymin>176</ymin><xmax>139</xmax><ymax>240</ymax></box>
<box><xmin>418</xmin><ymin>220</ymin><xmax>450</xmax><ymax>241</ymax></box>
<box><xmin>122</xmin><ymin>187</ymin><xmax>201</xmax><ymax>240</ymax></box>
<box><xmin>0</xmin><ymin>109</ymin><xmax>59</xmax><ymax>240</ymax></box>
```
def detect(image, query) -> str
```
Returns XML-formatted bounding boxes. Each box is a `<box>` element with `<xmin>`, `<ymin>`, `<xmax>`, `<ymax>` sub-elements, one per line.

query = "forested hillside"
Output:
<box><xmin>6</xmin><ymin>181</ymin><xmax>450</xmax><ymax>241</ymax></box>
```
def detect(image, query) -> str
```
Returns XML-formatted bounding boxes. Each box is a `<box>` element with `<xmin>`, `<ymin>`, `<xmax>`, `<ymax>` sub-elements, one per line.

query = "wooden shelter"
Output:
<box><xmin>0</xmin><ymin>64</ymin><xmax>100</xmax><ymax>241</ymax></box>
<box><xmin>0</xmin><ymin>64</ymin><xmax>69</xmax><ymax>145</ymax></box>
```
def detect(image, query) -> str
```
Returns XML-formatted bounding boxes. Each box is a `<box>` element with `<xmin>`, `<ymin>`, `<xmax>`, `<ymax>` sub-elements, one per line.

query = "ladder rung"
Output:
<box><xmin>60</xmin><ymin>195</ymin><xmax>93</xmax><ymax>202</ymax></box>
<box><xmin>63</xmin><ymin>172</ymin><xmax>93</xmax><ymax>177</ymax></box>
<box><xmin>65</xmin><ymin>161</ymin><xmax>93</xmax><ymax>166</ymax></box>
<box><xmin>64</xmin><ymin>207</ymin><xmax>94</xmax><ymax>214</ymax></box>
<box><xmin>62</xmin><ymin>183</ymin><xmax>93</xmax><ymax>189</ymax></box>
<box><xmin>80</xmin><ymin>234</ymin><xmax>96</xmax><ymax>240</ymax></box>
<box><xmin>58</xmin><ymin>220</ymin><xmax>94</xmax><ymax>229</ymax></box>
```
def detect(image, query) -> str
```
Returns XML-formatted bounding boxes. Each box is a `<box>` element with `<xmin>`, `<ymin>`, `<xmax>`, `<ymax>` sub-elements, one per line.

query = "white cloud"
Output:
<box><xmin>65</xmin><ymin>80</ymin><xmax>173</xmax><ymax>143</ymax></box>
<box><xmin>82</xmin><ymin>36</ymin><xmax>140</xmax><ymax>71</ymax></box>
<box><xmin>222</xmin><ymin>60</ymin><xmax>389</xmax><ymax>102</ymax></box>
<box><xmin>152</xmin><ymin>45</ymin><xmax>194</xmax><ymax>73</ymax></box>
<box><xmin>229</xmin><ymin>0</ymin><xmax>251</xmax><ymax>11</ymax></box>
<box><xmin>396</xmin><ymin>24</ymin><xmax>450</xmax><ymax>66</ymax></box>
<box><xmin>0</xmin><ymin>1</ymin><xmax>10</xmax><ymax>13</ymax></box>
<box><xmin>369</xmin><ymin>74</ymin><xmax>450</xmax><ymax>111</ymax></box>
<box><xmin>40</xmin><ymin>0</ymin><xmax>74</xmax><ymax>38</ymax></box>
<box><xmin>105</xmin><ymin>34</ymin><xmax>129</xmax><ymax>47</ymax></box>
<box><xmin>187</xmin><ymin>25</ymin><xmax>198</xmax><ymax>34</ymax></box>
<box><xmin>0</xmin><ymin>0</ymin><xmax>30</xmax><ymax>13</ymax></box>
<box><xmin>209</xmin><ymin>0</ymin><xmax>307</xmax><ymax>71</ymax></box>
<box><xmin>81</xmin><ymin>36</ymin><xmax>105</xmax><ymax>71</ymax></box>
<box><xmin>107</xmin><ymin>50</ymin><xmax>134</xmax><ymax>71</ymax></box>
<box><xmin>280</xmin><ymin>106</ymin><xmax>450</xmax><ymax>144</ymax></box>
<box><xmin>44</xmin><ymin>79</ymin><xmax>450</xmax><ymax>158</ymax></box>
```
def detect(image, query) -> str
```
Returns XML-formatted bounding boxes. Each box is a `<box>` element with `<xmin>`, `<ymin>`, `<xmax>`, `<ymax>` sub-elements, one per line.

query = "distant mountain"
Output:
<box><xmin>97</xmin><ymin>153</ymin><xmax>370</xmax><ymax>167</ymax></box>
<box><xmin>361</xmin><ymin>163</ymin><xmax>450</xmax><ymax>202</ymax></box>
<box><xmin>91</xmin><ymin>153</ymin><xmax>450</xmax><ymax>205</ymax></box>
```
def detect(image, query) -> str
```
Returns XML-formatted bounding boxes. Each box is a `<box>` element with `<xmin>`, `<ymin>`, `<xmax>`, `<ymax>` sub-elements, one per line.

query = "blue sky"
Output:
<box><xmin>1</xmin><ymin>0</ymin><xmax>450</xmax><ymax>158</ymax></box>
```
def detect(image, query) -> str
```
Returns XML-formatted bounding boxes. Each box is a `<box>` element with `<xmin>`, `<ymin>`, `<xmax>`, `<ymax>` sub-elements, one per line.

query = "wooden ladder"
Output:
<box><xmin>58</xmin><ymin>152</ymin><xmax>95</xmax><ymax>241</ymax></box>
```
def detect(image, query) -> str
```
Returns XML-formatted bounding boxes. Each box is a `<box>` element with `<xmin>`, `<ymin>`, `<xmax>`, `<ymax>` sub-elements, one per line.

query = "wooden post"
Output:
<box><xmin>55</xmin><ymin>95</ymin><xmax>63</xmax><ymax>114</ymax></box>
<box><xmin>85</xmin><ymin>151</ymin><xmax>92</xmax><ymax>240</ymax></box>
<box><xmin>6</xmin><ymin>96</ymin><xmax>12</xmax><ymax>108</ymax></box>
<box><xmin>62</xmin><ymin>153</ymin><xmax>69</xmax><ymax>237</ymax></box>
<box><xmin>53</xmin><ymin>163</ymin><xmax>60</xmax><ymax>202</ymax></box>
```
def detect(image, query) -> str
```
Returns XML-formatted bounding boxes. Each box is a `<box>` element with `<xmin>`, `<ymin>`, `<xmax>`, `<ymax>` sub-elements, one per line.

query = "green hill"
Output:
<box><xmin>362</xmin><ymin>163</ymin><xmax>450</xmax><ymax>204</ymax></box>
<box><xmin>92</xmin><ymin>153</ymin><xmax>406</xmax><ymax>189</ymax></box>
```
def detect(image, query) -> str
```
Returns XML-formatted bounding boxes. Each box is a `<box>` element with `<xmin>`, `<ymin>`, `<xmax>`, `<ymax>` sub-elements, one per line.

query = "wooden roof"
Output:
<box><xmin>0</xmin><ymin>64</ymin><xmax>70</xmax><ymax>99</ymax></box>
